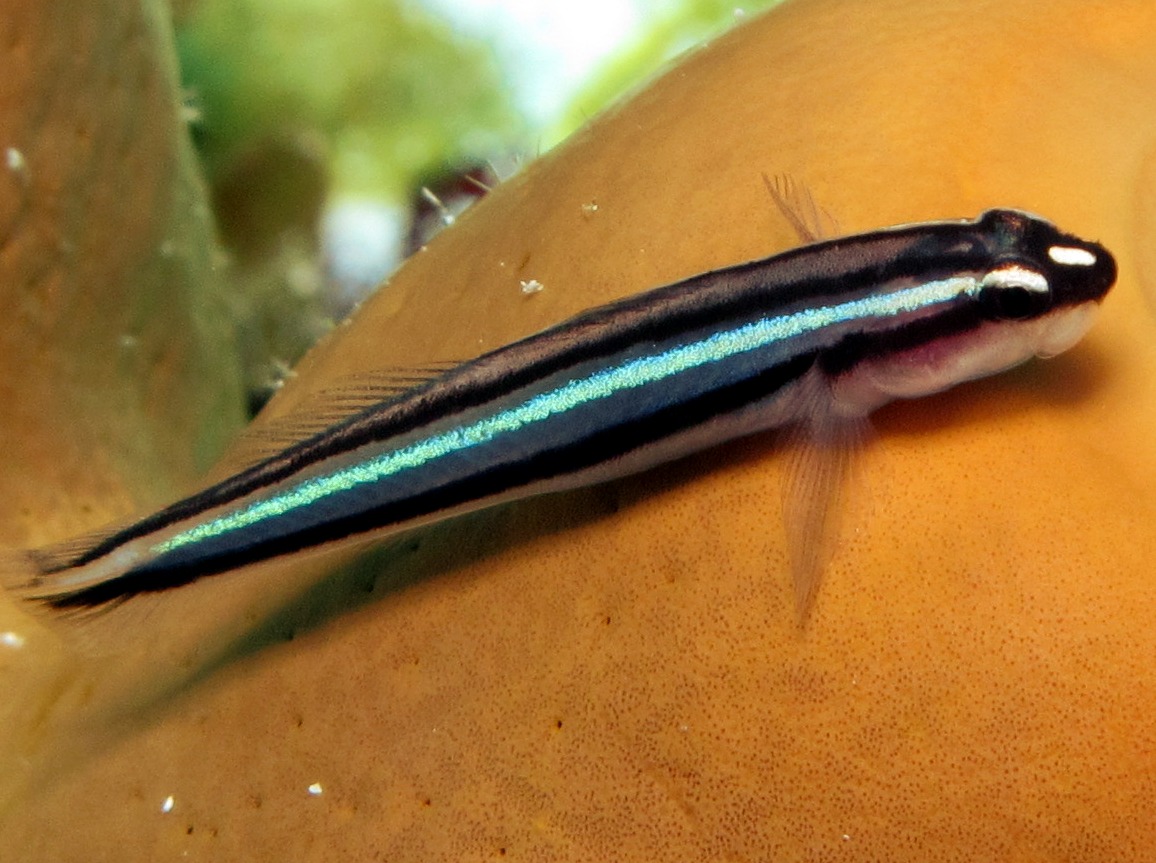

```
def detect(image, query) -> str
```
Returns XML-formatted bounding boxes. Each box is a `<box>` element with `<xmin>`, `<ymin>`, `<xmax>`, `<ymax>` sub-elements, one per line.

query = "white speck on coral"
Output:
<box><xmin>161</xmin><ymin>795</ymin><xmax>175</xmax><ymax>814</ymax></box>
<box><xmin>520</xmin><ymin>278</ymin><xmax>544</xmax><ymax>295</ymax></box>
<box><xmin>6</xmin><ymin>147</ymin><xmax>25</xmax><ymax>173</ymax></box>
<box><xmin>307</xmin><ymin>783</ymin><xmax>323</xmax><ymax>796</ymax></box>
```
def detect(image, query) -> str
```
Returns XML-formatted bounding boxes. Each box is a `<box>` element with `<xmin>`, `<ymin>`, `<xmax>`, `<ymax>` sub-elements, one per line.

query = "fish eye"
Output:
<box><xmin>978</xmin><ymin>264</ymin><xmax>1052</xmax><ymax>320</ymax></box>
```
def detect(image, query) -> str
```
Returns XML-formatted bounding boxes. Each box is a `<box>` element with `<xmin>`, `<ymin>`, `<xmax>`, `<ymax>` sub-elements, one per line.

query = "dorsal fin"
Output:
<box><xmin>762</xmin><ymin>173</ymin><xmax>840</xmax><ymax>244</ymax></box>
<box><xmin>206</xmin><ymin>363</ymin><xmax>461</xmax><ymax>481</ymax></box>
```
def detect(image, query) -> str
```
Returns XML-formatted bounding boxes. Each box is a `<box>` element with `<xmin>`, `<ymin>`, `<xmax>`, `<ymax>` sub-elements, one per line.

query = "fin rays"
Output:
<box><xmin>781</xmin><ymin>367</ymin><xmax>870</xmax><ymax>622</ymax></box>
<box><xmin>206</xmin><ymin>363</ymin><xmax>460</xmax><ymax>481</ymax></box>
<box><xmin>762</xmin><ymin>173</ymin><xmax>840</xmax><ymax>244</ymax></box>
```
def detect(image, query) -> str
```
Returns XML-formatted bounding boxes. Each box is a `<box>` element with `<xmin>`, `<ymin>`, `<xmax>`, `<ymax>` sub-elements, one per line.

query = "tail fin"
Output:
<box><xmin>0</xmin><ymin>545</ymin><xmax>47</xmax><ymax>605</ymax></box>
<box><xmin>0</xmin><ymin>541</ymin><xmax>138</xmax><ymax>657</ymax></box>
<box><xmin>0</xmin><ymin>516</ymin><xmax>150</xmax><ymax>608</ymax></box>
<box><xmin>0</xmin><ymin>544</ymin><xmax>96</xmax><ymax>652</ymax></box>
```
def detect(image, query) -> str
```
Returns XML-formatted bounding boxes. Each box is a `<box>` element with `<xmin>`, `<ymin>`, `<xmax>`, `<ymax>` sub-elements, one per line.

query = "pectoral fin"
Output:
<box><xmin>781</xmin><ymin>370</ymin><xmax>870</xmax><ymax>621</ymax></box>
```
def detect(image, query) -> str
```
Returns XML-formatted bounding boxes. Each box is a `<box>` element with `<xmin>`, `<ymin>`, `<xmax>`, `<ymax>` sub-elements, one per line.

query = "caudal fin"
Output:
<box><xmin>0</xmin><ymin>539</ymin><xmax>142</xmax><ymax>658</ymax></box>
<box><xmin>0</xmin><ymin>545</ymin><xmax>47</xmax><ymax>603</ymax></box>
<box><xmin>0</xmin><ymin>545</ymin><xmax>87</xmax><ymax>643</ymax></box>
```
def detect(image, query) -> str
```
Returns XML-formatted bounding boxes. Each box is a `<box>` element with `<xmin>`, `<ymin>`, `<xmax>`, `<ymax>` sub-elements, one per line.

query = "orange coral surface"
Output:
<box><xmin>3</xmin><ymin>0</ymin><xmax>1156</xmax><ymax>859</ymax></box>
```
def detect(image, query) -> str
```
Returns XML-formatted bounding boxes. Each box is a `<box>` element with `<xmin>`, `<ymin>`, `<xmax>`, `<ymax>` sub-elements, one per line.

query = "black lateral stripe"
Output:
<box><xmin>65</xmin><ymin>229</ymin><xmax>994</xmax><ymax>569</ymax></box>
<box><xmin>73</xmin><ymin>207</ymin><xmax>1052</xmax><ymax>575</ymax></box>
<box><xmin>820</xmin><ymin>304</ymin><xmax>987</xmax><ymax>376</ymax></box>
<box><xmin>32</xmin><ymin>208</ymin><xmax>1119</xmax><ymax>608</ymax></box>
<box><xmin>48</xmin><ymin>352</ymin><xmax>814</xmax><ymax>607</ymax></box>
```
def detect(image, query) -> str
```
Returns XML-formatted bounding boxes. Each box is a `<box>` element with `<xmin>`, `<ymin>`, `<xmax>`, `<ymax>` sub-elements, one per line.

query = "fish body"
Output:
<box><xmin>9</xmin><ymin>208</ymin><xmax>1116</xmax><ymax>612</ymax></box>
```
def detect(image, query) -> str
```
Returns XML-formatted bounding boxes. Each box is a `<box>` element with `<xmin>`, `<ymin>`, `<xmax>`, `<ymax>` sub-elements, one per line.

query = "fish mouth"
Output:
<box><xmin>1034</xmin><ymin>302</ymin><xmax>1100</xmax><ymax>359</ymax></box>
<box><xmin>831</xmin><ymin>301</ymin><xmax>1102</xmax><ymax>412</ymax></box>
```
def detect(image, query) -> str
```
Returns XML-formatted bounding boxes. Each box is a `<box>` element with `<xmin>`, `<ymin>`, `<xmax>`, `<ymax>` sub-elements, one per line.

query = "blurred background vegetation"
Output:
<box><xmin>169</xmin><ymin>0</ymin><xmax>782</xmax><ymax>413</ymax></box>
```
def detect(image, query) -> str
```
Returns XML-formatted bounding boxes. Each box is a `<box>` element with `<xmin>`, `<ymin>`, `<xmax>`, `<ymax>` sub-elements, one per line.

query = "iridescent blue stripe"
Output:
<box><xmin>153</xmin><ymin>275</ymin><xmax>975</xmax><ymax>554</ymax></box>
